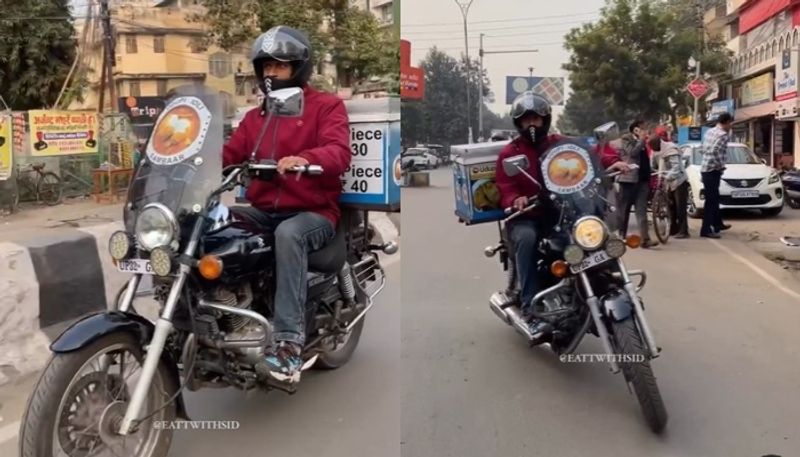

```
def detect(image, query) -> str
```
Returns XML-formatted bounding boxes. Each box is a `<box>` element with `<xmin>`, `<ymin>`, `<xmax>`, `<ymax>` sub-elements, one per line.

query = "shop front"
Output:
<box><xmin>732</xmin><ymin>71</ymin><xmax>780</xmax><ymax>165</ymax></box>
<box><xmin>775</xmin><ymin>47</ymin><xmax>800</xmax><ymax>169</ymax></box>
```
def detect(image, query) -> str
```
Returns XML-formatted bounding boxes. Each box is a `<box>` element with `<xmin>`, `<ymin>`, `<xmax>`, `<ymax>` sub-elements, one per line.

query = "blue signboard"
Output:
<box><xmin>707</xmin><ymin>99</ymin><xmax>735</xmax><ymax>122</ymax></box>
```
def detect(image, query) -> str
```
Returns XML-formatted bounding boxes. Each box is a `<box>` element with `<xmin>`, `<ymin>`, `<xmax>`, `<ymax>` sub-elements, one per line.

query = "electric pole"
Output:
<box><xmin>100</xmin><ymin>0</ymin><xmax>116</xmax><ymax>113</ymax></box>
<box><xmin>454</xmin><ymin>0</ymin><xmax>475</xmax><ymax>144</ymax></box>
<box><xmin>477</xmin><ymin>40</ymin><xmax>537</xmax><ymax>134</ymax></box>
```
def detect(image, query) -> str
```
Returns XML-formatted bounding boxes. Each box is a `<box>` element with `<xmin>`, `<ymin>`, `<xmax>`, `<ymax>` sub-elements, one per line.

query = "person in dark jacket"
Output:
<box><xmin>619</xmin><ymin>119</ymin><xmax>658</xmax><ymax>248</ymax></box>
<box><xmin>222</xmin><ymin>26</ymin><xmax>351</xmax><ymax>384</ymax></box>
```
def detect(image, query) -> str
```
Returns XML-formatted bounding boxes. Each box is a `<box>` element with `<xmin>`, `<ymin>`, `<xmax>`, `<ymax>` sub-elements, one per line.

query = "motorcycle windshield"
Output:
<box><xmin>124</xmin><ymin>85</ymin><xmax>224</xmax><ymax>231</ymax></box>
<box><xmin>539</xmin><ymin>140</ymin><xmax>607</xmax><ymax>220</ymax></box>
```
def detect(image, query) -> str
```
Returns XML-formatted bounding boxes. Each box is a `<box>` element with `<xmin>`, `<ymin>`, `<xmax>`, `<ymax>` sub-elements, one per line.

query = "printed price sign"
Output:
<box><xmin>342</xmin><ymin>123</ymin><xmax>386</xmax><ymax>195</ymax></box>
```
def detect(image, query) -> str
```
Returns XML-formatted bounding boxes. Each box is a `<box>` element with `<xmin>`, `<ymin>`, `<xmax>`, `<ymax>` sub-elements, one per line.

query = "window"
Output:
<box><xmin>188</xmin><ymin>37</ymin><xmax>203</xmax><ymax>54</ymax></box>
<box><xmin>130</xmin><ymin>81</ymin><xmax>141</xmax><ymax>97</ymax></box>
<box><xmin>209</xmin><ymin>52</ymin><xmax>233</xmax><ymax>78</ymax></box>
<box><xmin>157</xmin><ymin>80</ymin><xmax>167</xmax><ymax>96</ymax></box>
<box><xmin>154</xmin><ymin>35</ymin><xmax>165</xmax><ymax>53</ymax></box>
<box><xmin>125</xmin><ymin>35</ymin><xmax>138</xmax><ymax>54</ymax></box>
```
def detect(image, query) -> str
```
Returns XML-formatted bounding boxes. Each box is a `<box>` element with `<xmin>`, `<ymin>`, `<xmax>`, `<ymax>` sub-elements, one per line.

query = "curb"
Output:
<box><xmin>0</xmin><ymin>215</ymin><xmax>399</xmax><ymax>386</ymax></box>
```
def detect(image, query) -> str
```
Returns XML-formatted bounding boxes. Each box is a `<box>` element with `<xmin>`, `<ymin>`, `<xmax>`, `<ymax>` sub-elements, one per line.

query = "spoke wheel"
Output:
<box><xmin>38</xmin><ymin>171</ymin><xmax>64</xmax><ymax>206</ymax></box>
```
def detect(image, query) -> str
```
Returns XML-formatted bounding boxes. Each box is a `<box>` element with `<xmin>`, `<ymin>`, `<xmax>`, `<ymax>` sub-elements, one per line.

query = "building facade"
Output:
<box><xmin>705</xmin><ymin>0</ymin><xmax>800</xmax><ymax>169</ymax></box>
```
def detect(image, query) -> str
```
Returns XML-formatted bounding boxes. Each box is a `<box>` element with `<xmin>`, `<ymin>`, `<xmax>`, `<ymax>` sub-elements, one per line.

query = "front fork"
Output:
<box><xmin>118</xmin><ymin>218</ymin><xmax>204</xmax><ymax>435</ymax></box>
<box><xmin>577</xmin><ymin>259</ymin><xmax>660</xmax><ymax>374</ymax></box>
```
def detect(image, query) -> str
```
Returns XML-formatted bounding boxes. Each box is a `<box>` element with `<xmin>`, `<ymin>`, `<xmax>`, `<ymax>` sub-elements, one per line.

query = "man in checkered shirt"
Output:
<box><xmin>699</xmin><ymin>112</ymin><xmax>734</xmax><ymax>238</ymax></box>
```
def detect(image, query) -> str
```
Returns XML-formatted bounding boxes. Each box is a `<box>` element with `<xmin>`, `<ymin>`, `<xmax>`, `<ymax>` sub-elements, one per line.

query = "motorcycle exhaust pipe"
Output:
<box><xmin>505</xmin><ymin>306</ymin><xmax>535</xmax><ymax>341</ymax></box>
<box><xmin>489</xmin><ymin>292</ymin><xmax>511</xmax><ymax>324</ymax></box>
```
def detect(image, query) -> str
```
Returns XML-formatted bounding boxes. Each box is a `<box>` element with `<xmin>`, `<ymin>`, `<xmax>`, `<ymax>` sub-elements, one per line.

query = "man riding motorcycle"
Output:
<box><xmin>222</xmin><ymin>25</ymin><xmax>351</xmax><ymax>383</ymax></box>
<box><xmin>495</xmin><ymin>92</ymin><xmax>628</xmax><ymax>341</ymax></box>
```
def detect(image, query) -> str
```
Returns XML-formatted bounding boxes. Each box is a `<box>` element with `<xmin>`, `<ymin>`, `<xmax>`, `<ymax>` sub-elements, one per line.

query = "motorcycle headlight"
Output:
<box><xmin>573</xmin><ymin>216</ymin><xmax>608</xmax><ymax>251</ymax></box>
<box><xmin>768</xmin><ymin>172</ymin><xmax>780</xmax><ymax>184</ymax></box>
<box><xmin>135</xmin><ymin>203</ymin><xmax>177</xmax><ymax>251</ymax></box>
<box><xmin>606</xmin><ymin>238</ymin><xmax>627</xmax><ymax>258</ymax></box>
<box><xmin>108</xmin><ymin>231</ymin><xmax>132</xmax><ymax>261</ymax></box>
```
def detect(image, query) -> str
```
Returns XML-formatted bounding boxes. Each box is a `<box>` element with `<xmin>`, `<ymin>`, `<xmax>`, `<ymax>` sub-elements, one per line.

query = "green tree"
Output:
<box><xmin>400</xmin><ymin>47</ymin><xmax>492</xmax><ymax>146</ymax></box>
<box><xmin>194</xmin><ymin>0</ymin><xmax>398</xmax><ymax>90</ymax></box>
<box><xmin>0</xmin><ymin>0</ymin><xmax>78</xmax><ymax>110</ymax></box>
<box><xmin>563</xmin><ymin>0</ymin><xmax>730</xmax><ymax>125</ymax></box>
<box><xmin>556</xmin><ymin>89</ymin><xmax>636</xmax><ymax>135</ymax></box>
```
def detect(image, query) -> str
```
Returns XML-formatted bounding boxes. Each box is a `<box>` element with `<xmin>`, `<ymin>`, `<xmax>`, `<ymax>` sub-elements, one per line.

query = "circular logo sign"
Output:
<box><xmin>146</xmin><ymin>96</ymin><xmax>211</xmax><ymax>166</ymax></box>
<box><xmin>540</xmin><ymin>143</ymin><xmax>595</xmax><ymax>195</ymax></box>
<box><xmin>392</xmin><ymin>155</ymin><xmax>403</xmax><ymax>186</ymax></box>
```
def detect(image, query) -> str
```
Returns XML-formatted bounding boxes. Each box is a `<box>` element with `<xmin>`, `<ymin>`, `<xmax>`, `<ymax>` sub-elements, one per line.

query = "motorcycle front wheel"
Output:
<box><xmin>19</xmin><ymin>332</ymin><xmax>175</xmax><ymax>457</ymax></box>
<box><xmin>612</xmin><ymin>319</ymin><xmax>668</xmax><ymax>433</ymax></box>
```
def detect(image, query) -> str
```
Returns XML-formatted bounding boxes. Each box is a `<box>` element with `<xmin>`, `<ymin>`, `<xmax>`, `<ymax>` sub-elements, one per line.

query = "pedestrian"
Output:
<box><xmin>619</xmin><ymin>119</ymin><xmax>658</xmax><ymax>248</ymax></box>
<box><xmin>650</xmin><ymin>136</ymin><xmax>690</xmax><ymax>238</ymax></box>
<box><xmin>699</xmin><ymin>112</ymin><xmax>734</xmax><ymax>238</ymax></box>
<box><xmin>594</xmin><ymin>128</ymin><xmax>630</xmax><ymax>233</ymax></box>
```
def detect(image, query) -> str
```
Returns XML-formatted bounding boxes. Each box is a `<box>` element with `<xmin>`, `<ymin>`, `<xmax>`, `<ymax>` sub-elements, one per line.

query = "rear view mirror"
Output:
<box><xmin>503</xmin><ymin>155</ymin><xmax>529</xmax><ymax>177</ymax></box>
<box><xmin>267</xmin><ymin>87</ymin><xmax>304</xmax><ymax>117</ymax></box>
<box><xmin>760</xmin><ymin>158</ymin><xmax>767</xmax><ymax>165</ymax></box>
<box><xmin>593</xmin><ymin>122</ymin><xmax>620</xmax><ymax>142</ymax></box>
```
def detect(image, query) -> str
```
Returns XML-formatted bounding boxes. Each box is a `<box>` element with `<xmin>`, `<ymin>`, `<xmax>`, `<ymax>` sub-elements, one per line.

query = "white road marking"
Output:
<box><xmin>0</xmin><ymin>420</ymin><xmax>20</xmax><ymax>445</ymax></box>
<box><xmin>710</xmin><ymin>239</ymin><xmax>800</xmax><ymax>302</ymax></box>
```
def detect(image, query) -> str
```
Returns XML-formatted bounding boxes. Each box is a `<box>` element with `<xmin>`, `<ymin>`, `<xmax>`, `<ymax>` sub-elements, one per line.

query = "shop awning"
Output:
<box><xmin>733</xmin><ymin>101</ymin><xmax>778</xmax><ymax>124</ymax></box>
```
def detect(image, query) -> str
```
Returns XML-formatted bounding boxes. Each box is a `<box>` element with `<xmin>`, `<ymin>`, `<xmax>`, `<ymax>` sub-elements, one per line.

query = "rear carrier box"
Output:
<box><xmin>237</xmin><ymin>97</ymin><xmax>401</xmax><ymax>212</ymax></box>
<box><xmin>452</xmin><ymin>141</ymin><xmax>509</xmax><ymax>225</ymax></box>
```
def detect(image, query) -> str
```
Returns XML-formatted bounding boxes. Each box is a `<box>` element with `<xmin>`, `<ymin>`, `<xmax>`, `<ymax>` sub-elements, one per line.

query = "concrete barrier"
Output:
<box><xmin>0</xmin><ymin>214</ymin><xmax>399</xmax><ymax>386</ymax></box>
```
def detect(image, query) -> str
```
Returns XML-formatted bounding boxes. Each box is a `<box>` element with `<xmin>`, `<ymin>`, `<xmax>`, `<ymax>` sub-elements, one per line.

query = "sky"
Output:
<box><xmin>402</xmin><ymin>0</ymin><xmax>607</xmax><ymax>120</ymax></box>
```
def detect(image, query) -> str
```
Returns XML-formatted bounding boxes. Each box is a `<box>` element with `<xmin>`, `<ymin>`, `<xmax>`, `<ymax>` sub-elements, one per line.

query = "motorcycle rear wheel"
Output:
<box><xmin>612</xmin><ymin>319</ymin><xmax>668</xmax><ymax>434</ymax></box>
<box><xmin>315</xmin><ymin>318</ymin><xmax>365</xmax><ymax>369</ymax></box>
<box><xmin>19</xmin><ymin>332</ymin><xmax>176</xmax><ymax>457</ymax></box>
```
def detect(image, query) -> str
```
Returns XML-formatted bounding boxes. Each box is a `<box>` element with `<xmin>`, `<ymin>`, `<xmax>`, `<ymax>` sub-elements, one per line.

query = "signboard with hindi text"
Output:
<box><xmin>28</xmin><ymin>110</ymin><xmax>99</xmax><ymax>156</ymax></box>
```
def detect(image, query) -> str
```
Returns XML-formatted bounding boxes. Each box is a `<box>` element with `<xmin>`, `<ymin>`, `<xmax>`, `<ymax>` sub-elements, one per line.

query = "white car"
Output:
<box><xmin>680</xmin><ymin>142</ymin><xmax>785</xmax><ymax>218</ymax></box>
<box><xmin>401</xmin><ymin>147</ymin><xmax>439</xmax><ymax>170</ymax></box>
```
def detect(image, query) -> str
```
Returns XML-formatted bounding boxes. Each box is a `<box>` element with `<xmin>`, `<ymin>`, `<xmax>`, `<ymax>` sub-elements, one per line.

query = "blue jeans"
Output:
<box><xmin>233</xmin><ymin>208</ymin><xmax>335</xmax><ymax>346</ymax></box>
<box><xmin>509</xmin><ymin>219</ymin><xmax>540</xmax><ymax>314</ymax></box>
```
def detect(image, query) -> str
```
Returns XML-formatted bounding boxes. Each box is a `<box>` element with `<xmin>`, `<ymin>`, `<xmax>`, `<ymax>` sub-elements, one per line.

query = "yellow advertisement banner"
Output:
<box><xmin>0</xmin><ymin>114</ymin><xmax>12</xmax><ymax>180</ymax></box>
<box><xmin>28</xmin><ymin>110</ymin><xmax>99</xmax><ymax>156</ymax></box>
<box><xmin>741</xmin><ymin>73</ymin><xmax>774</xmax><ymax>107</ymax></box>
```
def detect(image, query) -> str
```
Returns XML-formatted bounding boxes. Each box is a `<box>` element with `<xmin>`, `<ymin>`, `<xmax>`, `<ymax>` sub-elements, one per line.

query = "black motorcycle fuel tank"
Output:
<box><xmin>200</xmin><ymin>221</ymin><xmax>272</xmax><ymax>280</ymax></box>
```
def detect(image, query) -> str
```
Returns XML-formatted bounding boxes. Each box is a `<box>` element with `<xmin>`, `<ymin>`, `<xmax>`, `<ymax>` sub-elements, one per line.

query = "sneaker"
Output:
<box><xmin>261</xmin><ymin>341</ymin><xmax>303</xmax><ymax>384</ymax></box>
<box><xmin>642</xmin><ymin>239</ymin><xmax>659</xmax><ymax>248</ymax></box>
<box><xmin>701</xmin><ymin>232</ymin><xmax>721</xmax><ymax>239</ymax></box>
<box><xmin>528</xmin><ymin>319</ymin><xmax>553</xmax><ymax>345</ymax></box>
<box><xmin>674</xmin><ymin>232</ymin><xmax>690</xmax><ymax>239</ymax></box>
<box><xmin>719</xmin><ymin>224</ymin><xmax>732</xmax><ymax>231</ymax></box>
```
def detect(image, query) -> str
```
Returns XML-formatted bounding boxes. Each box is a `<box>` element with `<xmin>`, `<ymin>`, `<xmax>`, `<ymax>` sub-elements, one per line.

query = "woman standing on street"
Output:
<box><xmin>650</xmin><ymin>136</ymin><xmax>690</xmax><ymax>238</ymax></box>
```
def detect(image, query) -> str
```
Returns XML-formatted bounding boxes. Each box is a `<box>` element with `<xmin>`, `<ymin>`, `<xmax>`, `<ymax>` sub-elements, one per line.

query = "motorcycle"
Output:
<box><xmin>781</xmin><ymin>168</ymin><xmax>800</xmax><ymax>209</ymax></box>
<box><xmin>485</xmin><ymin>128</ymin><xmax>668</xmax><ymax>433</ymax></box>
<box><xmin>19</xmin><ymin>85</ymin><xmax>397</xmax><ymax>457</ymax></box>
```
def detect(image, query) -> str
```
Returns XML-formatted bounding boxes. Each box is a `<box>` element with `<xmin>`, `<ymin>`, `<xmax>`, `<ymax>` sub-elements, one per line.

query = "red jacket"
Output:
<box><xmin>495</xmin><ymin>135</ymin><xmax>562</xmax><ymax>215</ymax></box>
<box><xmin>597</xmin><ymin>143</ymin><xmax>622</xmax><ymax>169</ymax></box>
<box><xmin>223</xmin><ymin>86</ymin><xmax>351</xmax><ymax>227</ymax></box>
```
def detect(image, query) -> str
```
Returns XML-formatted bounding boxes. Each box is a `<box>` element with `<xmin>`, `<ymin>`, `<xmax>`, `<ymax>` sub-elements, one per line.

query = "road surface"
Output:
<box><xmin>401</xmin><ymin>169</ymin><xmax>800</xmax><ymax>457</ymax></box>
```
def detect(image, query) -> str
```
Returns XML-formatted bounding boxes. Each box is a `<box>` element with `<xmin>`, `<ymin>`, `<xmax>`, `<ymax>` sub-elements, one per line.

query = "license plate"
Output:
<box><xmin>731</xmin><ymin>190</ymin><xmax>760</xmax><ymax>199</ymax></box>
<box><xmin>116</xmin><ymin>259</ymin><xmax>154</xmax><ymax>274</ymax></box>
<box><xmin>571</xmin><ymin>250</ymin><xmax>612</xmax><ymax>273</ymax></box>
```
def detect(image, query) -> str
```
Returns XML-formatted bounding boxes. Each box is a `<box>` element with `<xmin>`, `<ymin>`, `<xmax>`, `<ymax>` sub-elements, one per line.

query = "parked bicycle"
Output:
<box><xmin>649</xmin><ymin>171</ymin><xmax>671</xmax><ymax>245</ymax></box>
<box><xmin>13</xmin><ymin>162</ymin><xmax>64</xmax><ymax>209</ymax></box>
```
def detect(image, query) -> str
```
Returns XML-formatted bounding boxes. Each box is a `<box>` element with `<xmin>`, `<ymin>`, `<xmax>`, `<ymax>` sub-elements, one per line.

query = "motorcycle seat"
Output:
<box><xmin>308</xmin><ymin>225</ymin><xmax>346</xmax><ymax>274</ymax></box>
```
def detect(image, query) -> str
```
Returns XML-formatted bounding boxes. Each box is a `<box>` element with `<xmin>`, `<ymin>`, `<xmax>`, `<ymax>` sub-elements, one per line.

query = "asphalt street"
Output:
<box><xmin>401</xmin><ymin>169</ymin><xmax>800</xmax><ymax>457</ymax></box>
<box><xmin>0</xmin><ymin>259</ymin><xmax>400</xmax><ymax>457</ymax></box>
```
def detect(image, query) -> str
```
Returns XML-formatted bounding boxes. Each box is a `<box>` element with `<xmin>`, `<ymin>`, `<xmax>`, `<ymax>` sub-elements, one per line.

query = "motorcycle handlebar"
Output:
<box><xmin>248</xmin><ymin>163</ymin><xmax>324</xmax><ymax>175</ymax></box>
<box><xmin>503</xmin><ymin>197</ymin><xmax>539</xmax><ymax>222</ymax></box>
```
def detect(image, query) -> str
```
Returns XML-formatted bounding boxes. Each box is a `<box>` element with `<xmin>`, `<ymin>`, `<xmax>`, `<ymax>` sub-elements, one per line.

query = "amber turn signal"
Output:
<box><xmin>198</xmin><ymin>255</ymin><xmax>223</xmax><ymax>280</ymax></box>
<box><xmin>550</xmin><ymin>260</ymin><xmax>569</xmax><ymax>278</ymax></box>
<box><xmin>626</xmin><ymin>234</ymin><xmax>642</xmax><ymax>249</ymax></box>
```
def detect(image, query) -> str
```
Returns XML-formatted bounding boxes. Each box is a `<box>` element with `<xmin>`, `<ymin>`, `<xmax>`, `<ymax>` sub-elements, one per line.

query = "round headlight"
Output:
<box><xmin>135</xmin><ymin>203</ymin><xmax>177</xmax><ymax>251</ymax></box>
<box><xmin>108</xmin><ymin>231</ymin><xmax>132</xmax><ymax>261</ymax></box>
<box><xmin>564</xmin><ymin>245</ymin><xmax>585</xmax><ymax>265</ymax></box>
<box><xmin>150</xmin><ymin>247</ymin><xmax>173</xmax><ymax>276</ymax></box>
<box><xmin>606</xmin><ymin>238</ymin><xmax>627</xmax><ymax>258</ymax></box>
<box><xmin>573</xmin><ymin>217</ymin><xmax>607</xmax><ymax>250</ymax></box>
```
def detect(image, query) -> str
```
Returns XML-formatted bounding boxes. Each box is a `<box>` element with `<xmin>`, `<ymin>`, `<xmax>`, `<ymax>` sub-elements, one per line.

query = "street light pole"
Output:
<box><xmin>455</xmin><ymin>0</ymin><xmax>475</xmax><ymax>144</ymax></box>
<box><xmin>693</xmin><ymin>60</ymin><xmax>701</xmax><ymax>126</ymax></box>
<box><xmin>478</xmin><ymin>33</ymin><xmax>484</xmax><ymax>141</ymax></box>
<box><xmin>528</xmin><ymin>67</ymin><xmax>534</xmax><ymax>78</ymax></box>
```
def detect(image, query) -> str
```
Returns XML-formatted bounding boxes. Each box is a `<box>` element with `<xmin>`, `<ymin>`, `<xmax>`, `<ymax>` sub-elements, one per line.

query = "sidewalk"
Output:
<box><xmin>0</xmin><ymin>197</ymin><xmax>123</xmax><ymax>243</ymax></box>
